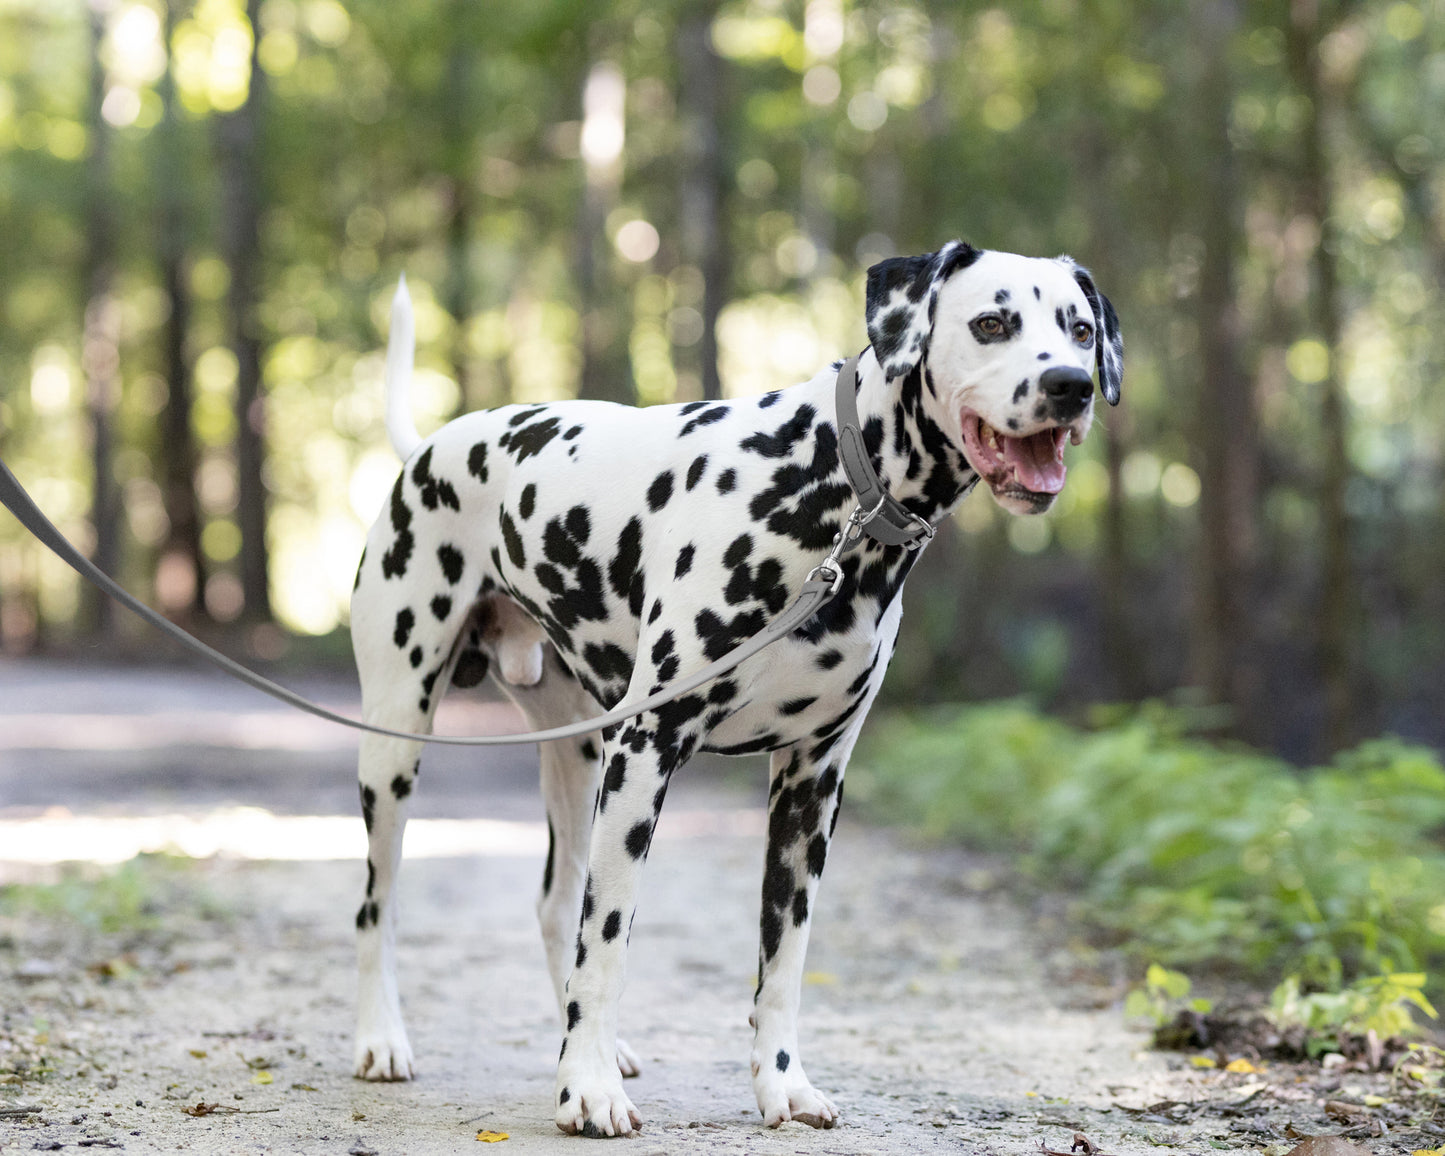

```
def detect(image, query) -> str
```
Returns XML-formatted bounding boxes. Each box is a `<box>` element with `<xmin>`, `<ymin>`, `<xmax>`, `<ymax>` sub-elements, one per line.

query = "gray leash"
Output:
<box><xmin>0</xmin><ymin>356</ymin><xmax>933</xmax><ymax>746</ymax></box>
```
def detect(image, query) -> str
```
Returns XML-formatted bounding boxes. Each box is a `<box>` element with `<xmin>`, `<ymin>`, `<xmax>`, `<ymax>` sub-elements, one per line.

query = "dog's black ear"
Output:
<box><xmin>1059</xmin><ymin>258</ymin><xmax>1123</xmax><ymax>406</ymax></box>
<box><xmin>866</xmin><ymin>240</ymin><xmax>982</xmax><ymax>380</ymax></box>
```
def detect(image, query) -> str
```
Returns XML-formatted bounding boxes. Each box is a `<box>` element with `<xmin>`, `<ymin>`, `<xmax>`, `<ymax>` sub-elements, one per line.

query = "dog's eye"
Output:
<box><xmin>1072</xmin><ymin>321</ymin><xmax>1093</xmax><ymax>344</ymax></box>
<box><xmin>978</xmin><ymin>316</ymin><xmax>1004</xmax><ymax>337</ymax></box>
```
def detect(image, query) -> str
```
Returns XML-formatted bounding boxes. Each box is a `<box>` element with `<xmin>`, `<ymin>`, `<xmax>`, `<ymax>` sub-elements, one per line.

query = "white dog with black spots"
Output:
<box><xmin>349</xmin><ymin>241</ymin><xmax>1123</xmax><ymax>1136</ymax></box>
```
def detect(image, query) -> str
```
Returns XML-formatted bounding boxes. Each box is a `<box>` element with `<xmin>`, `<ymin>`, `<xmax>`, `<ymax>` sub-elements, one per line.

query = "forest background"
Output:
<box><xmin>0</xmin><ymin>0</ymin><xmax>1440</xmax><ymax>764</ymax></box>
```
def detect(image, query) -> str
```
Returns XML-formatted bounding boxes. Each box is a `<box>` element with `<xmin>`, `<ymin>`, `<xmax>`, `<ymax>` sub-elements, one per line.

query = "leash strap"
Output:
<box><xmin>834</xmin><ymin>356</ymin><xmax>936</xmax><ymax>549</ymax></box>
<box><xmin>0</xmin><ymin>355</ymin><xmax>926</xmax><ymax>748</ymax></box>
<box><xmin>0</xmin><ymin>454</ymin><xmax>845</xmax><ymax>747</ymax></box>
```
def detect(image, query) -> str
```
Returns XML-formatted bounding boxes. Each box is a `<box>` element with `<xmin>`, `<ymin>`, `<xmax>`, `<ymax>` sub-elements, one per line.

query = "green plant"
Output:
<box><xmin>1125</xmin><ymin>963</ymin><xmax>1214</xmax><ymax>1025</ymax></box>
<box><xmin>852</xmin><ymin>701</ymin><xmax>1445</xmax><ymax>988</ymax></box>
<box><xmin>1271</xmin><ymin>972</ymin><xmax>1438</xmax><ymax>1053</ymax></box>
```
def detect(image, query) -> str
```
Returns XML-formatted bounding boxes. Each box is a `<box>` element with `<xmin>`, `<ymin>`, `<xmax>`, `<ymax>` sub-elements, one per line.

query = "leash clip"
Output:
<box><xmin>806</xmin><ymin>496</ymin><xmax>882</xmax><ymax>596</ymax></box>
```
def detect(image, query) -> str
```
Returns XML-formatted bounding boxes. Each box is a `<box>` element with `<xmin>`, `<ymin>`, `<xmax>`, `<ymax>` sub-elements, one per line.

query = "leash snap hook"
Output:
<box><xmin>845</xmin><ymin>494</ymin><xmax>888</xmax><ymax>543</ymax></box>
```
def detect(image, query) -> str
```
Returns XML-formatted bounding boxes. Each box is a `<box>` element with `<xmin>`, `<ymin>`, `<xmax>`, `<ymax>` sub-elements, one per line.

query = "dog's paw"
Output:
<box><xmin>615</xmin><ymin>1037</ymin><xmax>642</xmax><ymax>1079</ymax></box>
<box><xmin>555</xmin><ymin>1068</ymin><xmax>641</xmax><ymax>1137</ymax></box>
<box><xmin>353</xmin><ymin>1030</ymin><xmax>415</xmax><ymax>1081</ymax></box>
<box><xmin>751</xmin><ymin>1053</ymin><xmax>837</xmax><ymax>1129</ymax></box>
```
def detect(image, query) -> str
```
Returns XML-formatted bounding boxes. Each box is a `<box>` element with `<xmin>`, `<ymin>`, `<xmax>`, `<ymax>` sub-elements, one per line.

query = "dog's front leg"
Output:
<box><xmin>750</xmin><ymin>731</ymin><xmax>857</xmax><ymax>1128</ymax></box>
<box><xmin>553</xmin><ymin>714</ymin><xmax>697</xmax><ymax>1137</ymax></box>
<box><xmin>353</xmin><ymin>731</ymin><xmax>422</xmax><ymax>1081</ymax></box>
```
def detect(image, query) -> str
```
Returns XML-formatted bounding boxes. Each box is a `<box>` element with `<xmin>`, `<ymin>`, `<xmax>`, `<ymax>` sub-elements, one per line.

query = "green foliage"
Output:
<box><xmin>0</xmin><ymin>853</ymin><xmax>215</xmax><ymax>934</ymax></box>
<box><xmin>1271</xmin><ymin>973</ymin><xmax>1438</xmax><ymax>1053</ymax></box>
<box><xmin>853</xmin><ymin>702</ymin><xmax>1445</xmax><ymax>986</ymax></box>
<box><xmin>1125</xmin><ymin>962</ymin><xmax>1213</xmax><ymax>1026</ymax></box>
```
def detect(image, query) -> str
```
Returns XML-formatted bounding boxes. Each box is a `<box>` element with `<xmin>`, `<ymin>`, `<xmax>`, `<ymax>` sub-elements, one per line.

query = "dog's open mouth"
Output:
<box><xmin>960</xmin><ymin>409</ymin><xmax>1071</xmax><ymax>497</ymax></box>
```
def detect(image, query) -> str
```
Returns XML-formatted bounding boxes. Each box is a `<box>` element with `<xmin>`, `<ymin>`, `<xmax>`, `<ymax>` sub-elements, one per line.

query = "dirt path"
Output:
<box><xmin>0</xmin><ymin>660</ymin><xmax>1201</xmax><ymax>1154</ymax></box>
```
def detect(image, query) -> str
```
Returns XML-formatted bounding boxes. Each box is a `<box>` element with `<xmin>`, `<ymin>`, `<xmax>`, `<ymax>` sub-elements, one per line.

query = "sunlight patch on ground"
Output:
<box><xmin>0</xmin><ymin>806</ymin><xmax>766</xmax><ymax>865</ymax></box>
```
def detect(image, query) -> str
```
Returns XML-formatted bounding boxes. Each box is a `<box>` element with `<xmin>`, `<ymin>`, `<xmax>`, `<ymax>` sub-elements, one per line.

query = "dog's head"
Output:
<box><xmin>866</xmin><ymin>241</ymin><xmax>1123</xmax><ymax>515</ymax></box>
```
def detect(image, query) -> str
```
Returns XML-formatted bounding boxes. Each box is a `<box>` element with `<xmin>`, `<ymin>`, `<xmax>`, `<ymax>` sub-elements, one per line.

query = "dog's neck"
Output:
<box><xmin>847</xmin><ymin>350</ymin><xmax>979</xmax><ymax>526</ymax></box>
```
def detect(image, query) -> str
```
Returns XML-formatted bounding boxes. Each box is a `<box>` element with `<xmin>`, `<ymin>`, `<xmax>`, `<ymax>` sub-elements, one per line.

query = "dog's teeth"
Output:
<box><xmin>983</xmin><ymin>425</ymin><xmax>999</xmax><ymax>451</ymax></box>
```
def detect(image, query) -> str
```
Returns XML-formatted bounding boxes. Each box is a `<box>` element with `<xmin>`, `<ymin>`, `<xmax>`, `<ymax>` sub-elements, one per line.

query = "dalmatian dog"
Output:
<box><xmin>349</xmin><ymin>241</ymin><xmax>1122</xmax><ymax>1136</ymax></box>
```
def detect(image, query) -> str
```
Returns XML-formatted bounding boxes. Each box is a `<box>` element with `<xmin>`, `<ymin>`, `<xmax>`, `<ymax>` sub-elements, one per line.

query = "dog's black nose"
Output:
<box><xmin>1038</xmin><ymin>366</ymin><xmax>1094</xmax><ymax>408</ymax></box>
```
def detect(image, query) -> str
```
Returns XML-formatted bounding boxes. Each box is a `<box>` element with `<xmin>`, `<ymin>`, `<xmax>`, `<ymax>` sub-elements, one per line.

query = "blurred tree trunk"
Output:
<box><xmin>81</xmin><ymin>0</ymin><xmax>121</xmax><ymax>639</ymax></box>
<box><xmin>577</xmin><ymin>55</ymin><xmax>632</xmax><ymax>405</ymax></box>
<box><xmin>218</xmin><ymin>0</ymin><xmax>270</xmax><ymax>622</ymax></box>
<box><xmin>1287</xmin><ymin>0</ymin><xmax>1358</xmax><ymax>751</ymax></box>
<box><xmin>442</xmin><ymin>12</ymin><xmax>474</xmax><ymax>412</ymax></box>
<box><xmin>1190</xmin><ymin>0</ymin><xmax>1262</xmax><ymax>735</ymax></box>
<box><xmin>676</xmin><ymin>7</ymin><xmax>727</xmax><ymax>402</ymax></box>
<box><xmin>156</xmin><ymin>0</ymin><xmax>205</xmax><ymax>621</ymax></box>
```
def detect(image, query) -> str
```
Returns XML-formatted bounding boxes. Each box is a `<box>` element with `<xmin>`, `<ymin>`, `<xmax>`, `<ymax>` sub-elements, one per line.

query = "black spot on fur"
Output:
<box><xmin>674</xmin><ymin>544</ymin><xmax>695</xmax><ymax>579</ymax></box>
<box><xmin>411</xmin><ymin>447</ymin><xmax>460</xmax><ymax>511</ymax></box>
<box><xmin>430</xmin><ymin>594</ymin><xmax>451</xmax><ymax>620</ymax></box>
<box><xmin>685</xmin><ymin>454</ymin><xmax>708</xmax><ymax>491</ymax></box>
<box><xmin>542</xmin><ymin>820</ymin><xmax>555</xmax><ymax>895</ymax></box>
<box><xmin>501</xmin><ymin>415</ymin><xmax>562</xmax><ymax>462</ymax></box>
<box><xmin>625</xmin><ymin>820</ymin><xmax>653</xmax><ymax>860</ymax></box>
<box><xmin>807</xmin><ymin>833</ymin><xmax>828</xmax><ymax>876</ymax></box>
<box><xmin>437</xmin><ymin>543</ymin><xmax>464</xmax><ymax>585</ymax></box>
<box><xmin>391</xmin><ymin>774</ymin><xmax>411</xmax><ymax>800</ymax></box>
<box><xmin>501</xmin><ymin>510</ymin><xmax>525</xmax><ymax>568</ymax></box>
<box><xmin>1013</xmin><ymin>380</ymin><xmax>1029</xmax><ymax>404</ymax></box>
<box><xmin>575</xmin><ymin>938</ymin><xmax>586</xmax><ymax>968</ymax></box>
<box><xmin>776</xmin><ymin>1049</ymin><xmax>790</xmax><ymax>1072</ymax></box>
<box><xmin>780</xmin><ymin>696</ymin><xmax>816</xmax><ymax>716</ymax></box>
<box><xmin>467</xmin><ymin>441</ymin><xmax>489</xmax><ymax>482</ymax></box>
<box><xmin>381</xmin><ymin>476</ymin><xmax>414</xmax><ymax>579</ymax></box>
<box><xmin>409</xmin><ymin>645</ymin><xmax>423</xmax><ymax>668</ymax></box>
<box><xmin>580</xmin><ymin>738</ymin><xmax>599</xmax><ymax>761</ymax></box>
<box><xmin>360</xmin><ymin>785</ymin><xmax>376</xmax><ymax>832</ymax></box>
<box><xmin>393</xmin><ymin>608</ymin><xmax>415</xmax><ymax>648</ymax></box>
<box><xmin>740</xmin><ymin>404</ymin><xmax>815</xmax><ymax>459</ymax></box>
<box><xmin>815</xmin><ymin>649</ymin><xmax>844</xmax><ymax>670</ymax></box>
<box><xmin>759</xmin><ymin>391</ymin><xmax>781</xmax><ymax>408</ymax></box>
<box><xmin>680</xmin><ymin>404</ymin><xmax>728</xmax><ymax>436</ymax></box>
<box><xmin>602</xmin><ymin>910</ymin><xmax>622</xmax><ymax>942</ymax></box>
<box><xmin>716</xmin><ymin>468</ymin><xmax>737</xmax><ymax>494</ymax></box>
<box><xmin>356</xmin><ymin>900</ymin><xmax>379</xmax><ymax>929</ymax></box>
<box><xmin>559</xmin><ymin>1086</ymin><xmax>570</xmax><ymax>1104</ymax></box>
<box><xmin>567</xmin><ymin>1001</ymin><xmax>581</xmax><ymax>1030</ymax></box>
<box><xmin>647</xmin><ymin>471</ymin><xmax>674</xmax><ymax>512</ymax></box>
<box><xmin>565</xmin><ymin>504</ymin><xmax>591</xmax><ymax>544</ymax></box>
<box><xmin>519</xmin><ymin>483</ymin><xmax>536</xmax><ymax>519</ymax></box>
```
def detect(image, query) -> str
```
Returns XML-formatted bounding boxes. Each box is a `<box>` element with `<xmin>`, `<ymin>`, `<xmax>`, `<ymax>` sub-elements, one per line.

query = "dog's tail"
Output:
<box><xmin>384</xmin><ymin>275</ymin><xmax>422</xmax><ymax>460</ymax></box>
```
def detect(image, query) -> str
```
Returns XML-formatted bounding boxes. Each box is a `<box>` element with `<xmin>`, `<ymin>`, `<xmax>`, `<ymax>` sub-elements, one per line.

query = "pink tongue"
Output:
<box><xmin>1000</xmin><ymin>431</ymin><xmax>1065</xmax><ymax>494</ymax></box>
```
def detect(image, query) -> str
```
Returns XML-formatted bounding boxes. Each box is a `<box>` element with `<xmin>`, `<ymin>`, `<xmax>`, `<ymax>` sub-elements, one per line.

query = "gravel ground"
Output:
<box><xmin>0</xmin><ymin>659</ymin><xmax>1226</xmax><ymax>1155</ymax></box>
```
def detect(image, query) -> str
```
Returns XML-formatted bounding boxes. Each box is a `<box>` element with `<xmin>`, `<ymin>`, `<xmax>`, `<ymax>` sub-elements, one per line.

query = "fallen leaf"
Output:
<box><xmin>1190</xmin><ymin>1055</ymin><xmax>1217</xmax><ymax>1069</ymax></box>
<box><xmin>803</xmin><ymin>971</ymin><xmax>837</xmax><ymax>986</ymax></box>
<box><xmin>1224</xmin><ymin>1058</ymin><xmax>1258</xmax><ymax>1074</ymax></box>
<box><xmin>183</xmin><ymin>1102</ymin><xmax>220</xmax><ymax>1117</ymax></box>
<box><xmin>188</xmin><ymin>1049</ymin><xmax>207</xmax><ymax>1059</ymax></box>
<box><xmin>250</xmin><ymin>1070</ymin><xmax>273</xmax><ymax>1085</ymax></box>
<box><xmin>1361</xmin><ymin>1095</ymin><xmax>1386</xmax><ymax>1108</ymax></box>
<box><xmin>476</xmin><ymin>1131</ymin><xmax>509</xmax><ymax>1142</ymax></box>
<box><xmin>289</xmin><ymin>1082</ymin><xmax>318</xmax><ymax>1092</ymax></box>
<box><xmin>1411</xmin><ymin>1148</ymin><xmax>1445</xmax><ymax>1156</ymax></box>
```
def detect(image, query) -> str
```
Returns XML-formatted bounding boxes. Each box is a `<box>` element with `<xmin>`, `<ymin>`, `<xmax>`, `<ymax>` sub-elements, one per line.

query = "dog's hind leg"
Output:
<box><xmin>493</xmin><ymin>636</ymin><xmax>642</xmax><ymax>1079</ymax></box>
<box><xmin>748</xmin><ymin>725</ymin><xmax>862</xmax><ymax>1128</ymax></box>
<box><xmin>352</xmin><ymin>713</ymin><xmax>427</xmax><ymax>1081</ymax></box>
<box><xmin>350</xmin><ymin>532</ymin><xmax>468</xmax><ymax>1081</ymax></box>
